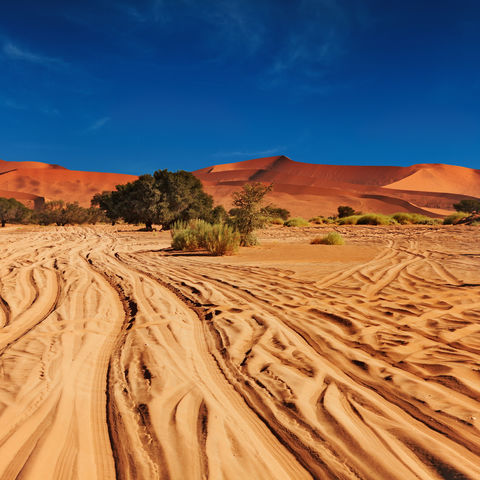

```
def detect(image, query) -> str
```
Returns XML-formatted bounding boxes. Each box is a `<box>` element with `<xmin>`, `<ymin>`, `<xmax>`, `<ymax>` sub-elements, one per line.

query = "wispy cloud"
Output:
<box><xmin>3</xmin><ymin>42</ymin><xmax>67</xmax><ymax>69</ymax></box>
<box><xmin>213</xmin><ymin>146</ymin><xmax>286</xmax><ymax>159</ymax></box>
<box><xmin>3</xmin><ymin>98</ymin><xmax>28</xmax><ymax>110</ymax></box>
<box><xmin>85</xmin><ymin>116</ymin><xmax>110</xmax><ymax>133</ymax></box>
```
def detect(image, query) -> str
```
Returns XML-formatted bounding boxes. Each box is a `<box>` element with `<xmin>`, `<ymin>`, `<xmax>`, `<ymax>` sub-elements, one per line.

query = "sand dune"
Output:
<box><xmin>1</xmin><ymin>156</ymin><xmax>479</xmax><ymax>216</ymax></box>
<box><xmin>0</xmin><ymin>159</ymin><xmax>136</xmax><ymax>207</ymax></box>
<box><xmin>195</xmin><ymin>156</ymin><xmax>480</xmax><ymax>216</ymax></box>
<box><xmin>0</xmin><ymin>225</ymin><xmax>479</xmax><ymax>479</ymax></box>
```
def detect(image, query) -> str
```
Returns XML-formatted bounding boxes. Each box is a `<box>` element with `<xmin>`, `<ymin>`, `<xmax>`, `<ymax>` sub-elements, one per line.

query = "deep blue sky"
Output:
<box><xmin>1</xmin><ymin>0</ymin><xmax>479</xmax><ymax>174</ymax></box>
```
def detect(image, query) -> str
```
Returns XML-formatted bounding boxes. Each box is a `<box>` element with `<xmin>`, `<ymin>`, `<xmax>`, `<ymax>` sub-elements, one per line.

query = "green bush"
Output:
<box><xmin>284</xmin><ymin>217</ymin><xmax>309</xmax><ymax>227</ymax></box>
<box><xmin>356</xmin><ymin>214</ymin><xmax>396</xmax><ymax>225</ymax></box>
<box><xmin>311</xmin><ymin>232</ymin><xmax>345</xmax><ymax>245</ymax></box>
<box><xmin>269</xmin><ymin>216</ymin><xmax>285</xmax><ymax>225</ymax></box>
<box><xmin>309</xmin><ymin>216</ymin><xmax>336</xmax><ymax>224</ymax></box>
<box><xmin>391</xmin><ymin>212</ymin><xmax>439</xmax><ymax>225</ymax></box>
<box><xmin>443</xmin><ymin>212</ymin><xmax>469</xmax><ymax>225</ymax></box>
<box><xmin>171</xmin><ymin>219</ymin><xmax>240</xmax><ymax>255</ymax></box>
<box><xmin>204</xmin><ymin>224</ymin><xmax>240</xmax><ymax>255</ymax></box>
<box><xmin>337</xmin><ymin>215</ymin><xmax>361</xmax><ymax>225</ymax></box>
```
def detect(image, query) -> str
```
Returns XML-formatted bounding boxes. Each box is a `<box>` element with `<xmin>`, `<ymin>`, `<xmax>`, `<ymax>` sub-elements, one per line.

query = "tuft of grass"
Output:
<box><xmin>356</xmin><ymin>214</ymin><xmax>397</xmax><ymax>225</ymax></box>
<box><xmin>269</xmin><ymin>216</ymin><xmax>285</xmax><ymax>225</ymax></box>
<box><xmin>284</xmin><ymin>217</ymin><xmax>309</xmax><ymax>227</ymax></box>
<box><xmin>391</xmin><ymin>212</ymin><xmax>439</xmax><ymax>225</ymax></box>
<box><xmin>443</xmin><ymin>212</ymin><xmax>469</xmax><ymax>225</ymax></box>
<box><xmin>311</xmin><ymin>232</ymin><xmax>345</xmax><ymax>245</ymax></box>
<box><xmin>337</xmin><ymin>215</ymin><xmax>361</xmax><ymax>225</ymax></box>
<box><xmin>204</xmin><ymin>224</ymin><xmax>240</xmax><ymax>255</ymax></box>
<box><xmin>170</xmin><ymin>219</ymin><xmax>240</xmax><ymax>255</ymax></box>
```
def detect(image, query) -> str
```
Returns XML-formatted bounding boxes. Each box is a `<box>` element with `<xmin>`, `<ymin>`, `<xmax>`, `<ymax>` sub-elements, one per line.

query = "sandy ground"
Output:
<box><xmin>0</xmin><ymin>225</ymin><xmax>479</xmax><ymax>479</ymax></box>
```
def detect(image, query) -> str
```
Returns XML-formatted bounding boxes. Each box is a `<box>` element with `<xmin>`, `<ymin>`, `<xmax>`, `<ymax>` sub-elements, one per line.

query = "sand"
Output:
<box><xmin>0</xmin><ymin>225</ymin><xmax>479</xmax><ymax>479</ymax></box>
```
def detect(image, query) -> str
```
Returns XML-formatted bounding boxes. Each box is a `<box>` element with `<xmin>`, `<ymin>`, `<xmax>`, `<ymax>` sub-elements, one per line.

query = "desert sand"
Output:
<box><xmin>0</xmin><ymin>225</ymin><xmax>479</xmax><ymax>479</ymax></box>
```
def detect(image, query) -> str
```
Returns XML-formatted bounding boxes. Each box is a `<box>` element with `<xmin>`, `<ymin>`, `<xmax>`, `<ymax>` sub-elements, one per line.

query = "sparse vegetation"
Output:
<box><xmin>170</xmin><ymin>219</ymin><xmax>239</xmax><ymax>255</ymax></box>
<box><xmin>337</xmin><ymin>215</ymin><xmax>362</xmax><ymax>225</ymax></box>
<box><xmin>0</xmin><ymin>197</ymin><xmax>31</xmax><ymax>227</ymax></box>
<box><xmin>92</xmin><ymin>170</ymin><xmax>215</xmax><ymax>230</ymax></box>
<box><xmin>229</xmin><ymin>182</ymin><xmax>273</xmax><ymax>246</ymax></box>
<box><xmin>453</xmin><ymin>199</ymin><xmax>480</xmax><ymax>214</ymax></box>
<box><xmin>284</xmin><ymin>217</ymin><xmax>309</xmax><ymax>227</ymax></box>
<box><xmin>269</xmin><ymin>216</ymin><xmax>285</xmax><ymax>225</ymax></box>
<box><xmin>443</xmin><ymin>212</ymin><xmax>469</xmax><ymax>225</ymax></box>
<box><xmin>337</xmin><ymin>205</ymin><xmax>360</xmax><ymax>218</ymax></box>
<box><xmin>356</xmin><ymin>214</ymin><xmax>397</xmax><ymax>225</ymax></box>
<box><xmin>391</xmin><ymin>212</ymin><xmax>439</xmax><ymax>225</ymax></box>
<box><xmin>311</xmin><ymin>232</ymin><xmax>345</xmax><ymax>245</ymax></box>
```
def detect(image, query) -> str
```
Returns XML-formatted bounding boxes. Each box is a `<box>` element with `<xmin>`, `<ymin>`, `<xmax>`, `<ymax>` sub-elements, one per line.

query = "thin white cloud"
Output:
<box><xmin>213</xmin><ymin>146</ymin><xmax>286</xmax><ymax>158</ymax></box>
<box><xmin>3</xmin><ymin>42</ymin><xmax>66</xmax><ymax>69</ymax></box>
<box><xmin>85</xmin><ymin>116</ymin><xmax>111</xmax><ymax>132</ymax></box>
<box><xmin>3</xmin><ymin>98</ymin><xmax>28</xmax><ymax>110</ymax></box>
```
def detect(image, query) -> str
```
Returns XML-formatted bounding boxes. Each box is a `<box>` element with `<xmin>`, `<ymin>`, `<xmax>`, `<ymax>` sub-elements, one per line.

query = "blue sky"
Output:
<box><xmin>1</xmin><ymin>0</ymin><xmax>479</xmax><ymax>174</ymax></box>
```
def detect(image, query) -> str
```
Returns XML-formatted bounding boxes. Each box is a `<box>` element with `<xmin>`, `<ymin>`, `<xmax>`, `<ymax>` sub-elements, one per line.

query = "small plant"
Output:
<box><xmin>204</xmin><ymin>224</ymin><xmax>240</xmax><ymax>255</ymax></box>
<box><xmin>443</xmin><ymin>212</ymin><xmax>469</xmax><ymax>225</ymax></box>
<box><xmin>311</xmin><ymin>232</ymin><xmax>345</xmax><ymax>245</ymax></box>
<box><xmin>391</xmin><ymin>212</ymin><xmax>439</xmax><ymax>225</ymax></box>
<box><xmin>269</xmin><ymin>216</ymin><xmax>285</xmax><ymax>225</ymax></box>
<box><xmin>284</xmin><ymin>217</ymin><xmax>309</xmax><ymax>227</ymax></box>
<box><xmin>356</xmin><ymin>214</ymin><xmax>396</xmax><ymax>225</ymax></box>
<box><xmin>337</xmin><ymin>215</ymin><xmax>361</xmax><ymax>225</ymax></box>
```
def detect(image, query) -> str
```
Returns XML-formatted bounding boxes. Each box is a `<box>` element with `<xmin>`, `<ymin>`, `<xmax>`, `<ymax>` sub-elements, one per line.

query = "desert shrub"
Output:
<box><xmin>356</xmin><ymin>214</ymin><xmax>396</xmax><ymax>225</ymax></box>
<box><xmin>230</xmin><ymin>183</ymin><xmax>272</xmax><ymax>246</ymax></box>
<box><xmin>204</xmin><ymin>224</ymin><xmax>240</xmax><ymax>255</ymax></box>
<box><xmin>171</xmin><ymin>229</ymin><xmax>200</xmax><ymax>250</ymax></box>
<box><xmin>391</xmin><ymin>212</ymin><xmax>439</xmax><ymax>225</ymax></box>
<box><xmin>443</xmin><ymin>212</ymin><xmax>469</xmax><ymax>225</ymax></box>
<box><xmin>284</xmin><ymin>217</ymin><xmax>309</xmax><ymax>227</ymax></box>
<box><xmin>269</xmin><ymin>216</ymin><xmax>285</xmax><ymax>225</ymax></box>
<box><xmin>262</xmin><ymin>205</ymin><xmax>290</xmax><ymax>221</ymax></box>
<box><xmin>337</xmin><ymin>205</ymin><xmax>359</xmax><ymax>218</ymax></box>
<box><xmin>337</xmin><ymin>215</ymin><xmax>361</xmax><ymax>225</ymax></box>
<box><xmin>453</xmin><ymin>199</ymin><xmax>480</xmax><ymax>214</ymax></box>
<box><xmin>311</xmin><ymin>232</ymin><xmax>345</xmax><ymax>245</ymax></box>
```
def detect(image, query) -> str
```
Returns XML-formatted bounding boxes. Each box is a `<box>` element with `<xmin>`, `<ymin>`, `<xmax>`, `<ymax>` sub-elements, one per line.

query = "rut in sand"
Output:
<box><xmin>0</xmin><ymin>226</ymin><xmax>479</xmax><ymax>479</ymax></box>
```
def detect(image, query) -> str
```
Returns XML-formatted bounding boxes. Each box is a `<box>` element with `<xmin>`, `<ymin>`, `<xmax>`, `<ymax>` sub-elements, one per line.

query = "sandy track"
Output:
<box><xmin>0</xmin><ymin>226</ymin><xmax>479</xmax><ymax>479</ymax></box>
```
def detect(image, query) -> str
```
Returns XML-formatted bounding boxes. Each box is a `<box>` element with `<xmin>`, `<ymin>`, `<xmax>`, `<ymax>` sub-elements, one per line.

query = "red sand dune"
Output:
<box><xmin>195</xmin><ymin>156</ymin><xmax>480</xmax><ymax>217</ymax></box>
<box><xmin>0</xmin><ymin>159</ymin><xmax>136</xmax><ymax>207</ymax></box>
<box><xmin>1</xmin><ymin>156</ymin><xmax>478</xmax><ymax>216</ymax></box>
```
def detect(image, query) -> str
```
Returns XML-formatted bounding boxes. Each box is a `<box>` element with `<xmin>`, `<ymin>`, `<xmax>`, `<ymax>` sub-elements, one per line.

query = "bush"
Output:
<box><xmin>204</xmin><ymin>224</ymin><xmax>240</xmax><ymax>255</ymax></box>
<box><xmin>356</xmin><ymin>214</ymin><xmax>396</xmax><ymax>225</ymax></box>
<box><xmin>311</xmin><ymin>232</ymin><xmax>345</xmax><ymax>245</ymax></box>
<box><xmin>337</xmin><ymin>215</ymin><xmax>361</xmax><ymax>225</ymax></box>
<box><xmin>337</xmin><ymin>205</ymin><xmax>358</xmax><ymax>218</ymax></box>
<box><xmin>170</xmin><ymin>220</ymin><xmax>240</xmax><ymax>255</ymax></box>
<box><xmin>391</xmin><ymin>212</ymin><xmax>439</xmax><ymax>225</ymax></box>
<box><xmin>443</xmin><ymin>212</ymin><xmax>469</xmax><ymax>225</ymax></box>
<box><xmin>284</xmin><ymin>217</ymin><xmax>309</xmax><ymax>227</ymax></box>
<box><xmin>269</xmin><ymin>216</ymin><xmax>285</xmax><ymax>225</ymax></box>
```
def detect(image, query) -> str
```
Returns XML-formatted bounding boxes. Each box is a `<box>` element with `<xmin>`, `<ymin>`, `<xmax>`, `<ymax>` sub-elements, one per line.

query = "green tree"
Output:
<box><xmin>261</xmin><ymin>205</ymin><xmax>290</xmax><ymax>221</ymax></box>
<box><xmin>92</xmin><ymin>170</ymin><xmax>215</xmax><ymax>230</ymax></box>
<box><xmin>337</xmin><ymin>205</ymin><xmax>357</xmax><ymax>218</ymax></box>
<box><xmin>91</xmin><ymin>191</ymin><xmax>121</xmax><ymax>225</ymax></box>
<box><xmin>0</xmin><ymin>197</ymin><xmax>31</xmax><ymax>227</ymax></box>
<box><xmin>230</xmin><ymin>182</ymin><xmax>273</xmax><ymax>245</ymax></box>
<box><xmin>453</xmin><ymin>199</ymin><xmax>480</xmax><ymax>214</ymax></box>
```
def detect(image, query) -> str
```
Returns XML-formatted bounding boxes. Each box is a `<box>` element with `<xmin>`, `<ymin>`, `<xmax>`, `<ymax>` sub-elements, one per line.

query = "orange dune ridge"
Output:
<box><xmin>1</xmin><ymin>156</ymin><xmax>479</xmax><ymax>216</ymax></box>
<box><xmin>194</xmin><ymin>156</ymin><xmax>480</xmax><ymax>217</ymax></box>
<box><xmin>0</xmin><ymin>159</ymin><xmax>137</xmax><ymax>207</ymax></box>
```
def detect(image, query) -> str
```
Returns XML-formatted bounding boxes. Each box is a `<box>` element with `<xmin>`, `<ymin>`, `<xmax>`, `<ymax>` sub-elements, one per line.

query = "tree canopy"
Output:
<box><xmin>0</xmin><ymin>197</ymin><xmax>31</xmax><ymax>227</ymax></box>
<box><xmin>91</xmin><ymin>170</ymin><xmax>214</xmax><ymax>230</ymax></box>
<box><xmin>453</xmin><ymin>198</ymin><xmax>480</xmax><ymax>214</ymax></box>
<box><xmin>230</xmin><ymin>182</ymin><xmax>273</xmax><ymax>245</ymax></box>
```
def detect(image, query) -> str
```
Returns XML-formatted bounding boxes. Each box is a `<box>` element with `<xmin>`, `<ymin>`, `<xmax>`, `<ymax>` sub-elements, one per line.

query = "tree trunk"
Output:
<box><xmin>145</xmin><ymin>221</ymin><xmax>153</xmax><ymax>231</ymax></box>
<box><xmin>1</xmin><ymin>219</ymin><xmax>5</xmax><ymax>227</ymax></box>
<box><xmin>111</xmin><ymin>220</ymin><xmax>116</xmax><ymax>226</ymax></box>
